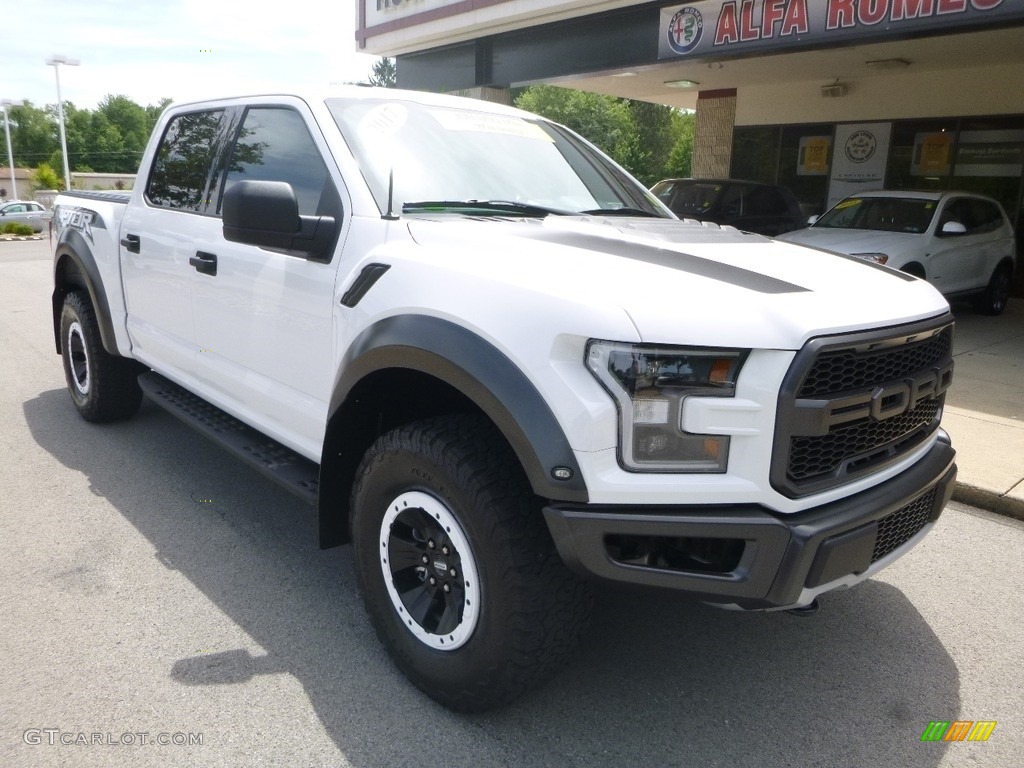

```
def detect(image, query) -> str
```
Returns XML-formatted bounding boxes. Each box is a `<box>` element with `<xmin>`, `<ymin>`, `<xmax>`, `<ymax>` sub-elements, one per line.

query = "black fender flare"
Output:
<box><xmin>52</xmin><ymin>229</ymin><xmax>120</xmax><ymax>356</ymax></box>
<box><xmin>327</xmin><ymin>314</ymin><xmax>589</xmax><ymax>503</ymax></box>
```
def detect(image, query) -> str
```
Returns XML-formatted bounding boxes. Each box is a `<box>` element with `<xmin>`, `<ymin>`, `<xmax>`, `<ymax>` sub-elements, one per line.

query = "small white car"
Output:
<box><xmin>779</xmin><ymin>190</ymin><xmax>1016</xmax><ymax>315</ymax></box>
<box><xmin>0</xmin><ymin>200</ymin><xmax>49</xmax><ymax>232</ymax></box>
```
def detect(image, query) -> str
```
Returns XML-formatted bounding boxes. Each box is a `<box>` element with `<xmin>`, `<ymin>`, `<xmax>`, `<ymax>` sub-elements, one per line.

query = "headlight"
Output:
<box><xmin>586</xmin><ymin>341</ymin><xmax>748</xmax><ymax>472</ymax></box>
<box><xmin>851</xmin><ymin>252</ymin><xmax>889</xmax><ymax>265</ymax></box>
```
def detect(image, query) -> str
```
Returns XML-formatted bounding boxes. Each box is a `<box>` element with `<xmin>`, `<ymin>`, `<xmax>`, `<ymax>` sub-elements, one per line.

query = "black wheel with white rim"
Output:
<box><xmin>351</xmin><ymin>414</ymin><xmax>592</xmax><ymax>712</ymax></box>
<box><xmin>60</xmin><ymin>291</ymin><xmax>143</xmax><ymax>422</ymax></box>
<box><xmin>379</xmin><ymin>490</ymin><xmax>480</xmax><ymax>650</ymax></box>
<box><xmin>66</xmin><ymin>317</ymin><xmax>92</xmax><ymax>398</ymax></box>
<box><xmin>974</xmin><ymin>262</ymin><xmax>1013</xmax><ymax>316</ymax></box>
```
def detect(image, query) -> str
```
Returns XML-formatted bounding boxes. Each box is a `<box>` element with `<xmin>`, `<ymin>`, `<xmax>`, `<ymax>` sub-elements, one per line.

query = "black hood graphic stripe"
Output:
<box><xmin>517</xmin><ymin>227</ymin><xmax>809</xmax><ymax>295</ymax></box>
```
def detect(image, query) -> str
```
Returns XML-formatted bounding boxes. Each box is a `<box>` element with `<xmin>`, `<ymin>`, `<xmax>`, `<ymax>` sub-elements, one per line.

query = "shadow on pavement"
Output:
<box><xmin>948</xmin><ymin>298</ymin><xmax>1024</xmax><ymax>422</ymax></box>
<box><xmin>25</xmin><ymin>388</ymin><xmax>959</xmax><ymax>768</ymax></box>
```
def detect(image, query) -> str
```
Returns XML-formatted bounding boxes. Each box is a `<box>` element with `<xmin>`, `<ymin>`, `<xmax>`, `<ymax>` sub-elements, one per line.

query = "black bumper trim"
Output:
<box><xmin>543</xmin><ymin>433</ymin><xmax>955</xmax><ymax>609</ymax></box>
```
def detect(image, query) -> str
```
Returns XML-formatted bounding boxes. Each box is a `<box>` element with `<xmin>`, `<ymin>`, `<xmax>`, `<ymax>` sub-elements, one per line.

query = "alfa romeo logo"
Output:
<box><xmin>845</xmin><ymin>130</ymin><xmax>877</xmax><ymax>163</ymax></box>
<box><xmin>667</xmin><ymin>7</ymin><xmax>703</xmax><ymax>55</ymax></box>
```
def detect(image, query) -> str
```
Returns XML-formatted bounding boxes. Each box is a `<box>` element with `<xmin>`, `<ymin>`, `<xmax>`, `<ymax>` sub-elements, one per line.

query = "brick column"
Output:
<box><xmin>448</xmin><ymin>87</ymin><xmax>513</xmax><ymax>106</ymax></box>
<box><xmin>692</xmin><ymin>89</ymin><xmax>737</xmax><ymax>178</ymax></box>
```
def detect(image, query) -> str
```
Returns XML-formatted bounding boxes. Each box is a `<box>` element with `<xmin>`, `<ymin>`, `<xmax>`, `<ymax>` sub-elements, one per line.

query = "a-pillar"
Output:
<box><xmin>692</xmin><ymin>89</ymin><xmax>737</xmax><ymax>178</ymax></box>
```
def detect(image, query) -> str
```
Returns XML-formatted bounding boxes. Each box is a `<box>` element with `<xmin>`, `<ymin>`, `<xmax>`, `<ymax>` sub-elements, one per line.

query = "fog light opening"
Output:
<box><xmin>604</xmin><ymin>534</ymin><xmax>744</xmax><ymax>574</ymax></box>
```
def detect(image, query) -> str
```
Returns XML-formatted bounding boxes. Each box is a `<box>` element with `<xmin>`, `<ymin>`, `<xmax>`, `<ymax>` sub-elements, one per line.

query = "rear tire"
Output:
<box><xmin>60</xmin><ymin>291</ymin><xmax>143</xmax><ymax>422</ymax></box>
<box><xmin>973</xmin><ymin>263</ymin><xmax>1012</xmax><ymax>316</ymax></box>
<box><xmin>350</xmin><ymin>414</ymin><xmax>592</xmax><ymax>712</ymax></box>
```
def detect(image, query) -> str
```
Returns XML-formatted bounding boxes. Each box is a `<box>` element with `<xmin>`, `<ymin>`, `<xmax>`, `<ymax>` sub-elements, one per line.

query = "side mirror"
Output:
<box><xmin>222</xmin><ymin>180</ymin><xmax>336</xmax><ymax>260</ymax></box>
<box><xmin>940</xmin><ymin>220</ymin><xmax>967</xmax><ymax>236</ymax></box>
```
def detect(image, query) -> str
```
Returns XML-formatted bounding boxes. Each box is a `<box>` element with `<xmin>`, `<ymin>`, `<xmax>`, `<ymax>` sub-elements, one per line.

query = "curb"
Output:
<box><xmin>0</xmin><ymin>234</ymin><xmax>45</xmax><ymax>241</ymax></box>
<box><xmin>952</xmin><ymin>482</ymin><xmax>1024</xmax><ymax>522</ymax></box>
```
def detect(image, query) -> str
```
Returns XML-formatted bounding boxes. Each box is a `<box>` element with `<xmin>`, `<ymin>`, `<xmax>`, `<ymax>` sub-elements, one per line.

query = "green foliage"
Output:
<box><xmin>664</xmin><ymin>112</ymin><xmax>696</xmax><ymax>179</ymax></box>
<box><xmin>7</xmin><ymin>101</ymin><xmax>58</xmax><ymax>167</ymax></box>
<box><xmin>516</xmin><ymin>86</ymin><xmax>631</xmax><ymax>159</ymax></box>
<box><xmin>368</xmin><ymin>58</ymin><xmax>398</xmax><ymax>88</ymax></box>
<box><xmin>34</xmin><ymin>162</ymin><xmax>62</xmax><ymax>191</ymax></box>
<box><xmin>6</xmin><ymin>94</ymin><xmax>171</xmax><ymax>176</ymax></box>
<box><xmin>2</xmin><ymin>222</ymin><xmax>36</xmax><ymax>236</ymax></box>
<box><xmin>515</xmin><ymin>86</ymin><xmax>695</xmax><ymax>187</ymax></box>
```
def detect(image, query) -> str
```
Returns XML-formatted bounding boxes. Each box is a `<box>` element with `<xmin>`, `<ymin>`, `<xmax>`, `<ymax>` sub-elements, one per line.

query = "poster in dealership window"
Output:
<box><xmin>797</xmin><ymin>136</ymin><xmax>831</xmax><ymax>176</ymax></box>
<box><xmin>827</xmin><ymin>123</ymin><xmax>892</xmax><ymax>209</ymax></box>
<box><xmin>911</xmin><ymin>132</ymin><xmax>953</xmax><ymax>176</ymax></box>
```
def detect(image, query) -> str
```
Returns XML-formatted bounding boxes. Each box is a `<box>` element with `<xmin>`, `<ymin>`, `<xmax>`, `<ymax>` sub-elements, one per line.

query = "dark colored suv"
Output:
<box><xmin>651</xmin><ymin>178</ymin><xmax>806</xmax><ymax>236</ymax></box>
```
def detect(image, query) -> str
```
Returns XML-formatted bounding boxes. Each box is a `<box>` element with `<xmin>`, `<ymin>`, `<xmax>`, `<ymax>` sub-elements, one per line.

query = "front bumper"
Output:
<box><xmin>543</xmin><ymin>432</ymin><xmax>955</xmax><ymax>610</ymax></box>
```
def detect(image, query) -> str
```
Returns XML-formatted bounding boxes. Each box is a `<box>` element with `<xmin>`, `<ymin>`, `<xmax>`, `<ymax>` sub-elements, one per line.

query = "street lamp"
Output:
<box><xmin>45</xmin><ymin>55</ymin><xmax>80</xmax><ymax>192</ymax></box>
<box><xmin>1</xmin><ymin>99</ymin><xmax>15</xmax><ymax>200</ymax></box>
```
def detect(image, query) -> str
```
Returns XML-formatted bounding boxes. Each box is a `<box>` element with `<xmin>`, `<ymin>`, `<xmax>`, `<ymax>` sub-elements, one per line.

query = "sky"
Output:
<box><xmin>3</xmin><ymin>0</ymin><xmax>382</xmax><ymax>110</ymax></box>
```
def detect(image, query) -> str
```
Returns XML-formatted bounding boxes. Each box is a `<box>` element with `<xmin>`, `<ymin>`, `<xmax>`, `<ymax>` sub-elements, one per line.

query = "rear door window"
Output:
<box><xmin>146</xmin><ymin>109</ymin><xmax>232</xmax><ymax>213</ymax></box>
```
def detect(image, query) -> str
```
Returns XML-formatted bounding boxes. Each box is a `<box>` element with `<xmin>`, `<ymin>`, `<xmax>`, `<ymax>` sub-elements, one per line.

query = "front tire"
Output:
<box><xmin>350</xmin><ymin>415</ymin><xmax>592</xmax><ymax>712</ymax></box>
<box><xmin>60</xmin><ymin>291</ymin><xmax>143</xmax><ymax>422</ymax></box>
<box><xmin>974</xmin><ymin>263</ymin><xmax>1012</xmax><ymax>316</ymax></box>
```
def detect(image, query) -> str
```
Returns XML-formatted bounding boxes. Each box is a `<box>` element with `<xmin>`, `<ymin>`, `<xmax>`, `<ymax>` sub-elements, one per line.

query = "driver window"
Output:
<box><xmin>221</xmin><ymin>107</ymin><xmax>339</xmax><ymax>219</ymax></box>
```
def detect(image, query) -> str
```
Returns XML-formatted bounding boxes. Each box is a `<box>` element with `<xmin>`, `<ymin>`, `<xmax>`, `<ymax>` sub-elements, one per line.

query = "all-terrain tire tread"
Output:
<box><xmin>351</xmin><ymin>414</ymin><xmax>593</xmax><ymax>712</ymax></box>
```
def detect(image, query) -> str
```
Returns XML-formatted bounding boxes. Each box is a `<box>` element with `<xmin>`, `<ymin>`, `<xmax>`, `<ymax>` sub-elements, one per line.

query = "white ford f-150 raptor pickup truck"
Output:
<box><xmin>52</xmin><ymin>87</ymin><xmax>957</xmax><ymax>711</ymax></box>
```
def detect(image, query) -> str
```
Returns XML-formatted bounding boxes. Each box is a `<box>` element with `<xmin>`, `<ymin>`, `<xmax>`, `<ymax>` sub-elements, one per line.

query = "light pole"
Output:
<box><xmin>45</xmin><ymin>55</ymin><xmax>80</xmax><ymax>191</ymax></box>
<box><xmin>1</xmin><ymin>99</ymin><xmax>15</xmax><ymax>200</ymax></box>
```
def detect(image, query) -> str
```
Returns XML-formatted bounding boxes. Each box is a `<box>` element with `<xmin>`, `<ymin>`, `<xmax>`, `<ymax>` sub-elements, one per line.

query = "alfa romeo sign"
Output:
<box><xmin>660</xmin><ymin>0</ymin><xmax>1023</xmax><ymax>59</ymax></box>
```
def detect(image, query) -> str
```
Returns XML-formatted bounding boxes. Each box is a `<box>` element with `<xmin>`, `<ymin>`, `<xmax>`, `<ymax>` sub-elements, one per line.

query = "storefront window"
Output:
<box><xmin>777</xmin><ymin>124</ymin><xmax>833</xmax><ymax>217</ymax></box>
<box><xmin>733</xmin><ymin>115</ymin><xmax>1023</xmax><ymax>242</ymax></box>
<box><xmin>885</xmin><ymin>119</ymin><xmax>958</xmax><ymax>193</ymax></box>
<box><xmin>731</xmin><ymin>126</ymin><xmax>779</xmax><ymax>185</ymax></box>
<box><xmin>952</xmin><ymin>116</ymin><xmax>1024</xmax><ymax>230</ymax></box>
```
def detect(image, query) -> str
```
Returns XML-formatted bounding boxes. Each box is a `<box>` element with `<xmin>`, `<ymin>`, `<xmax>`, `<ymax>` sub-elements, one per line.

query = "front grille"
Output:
<box><xmin>789</xmin><ymin>400</ymin><xmax>940</xmax><ymax>481</ymax></box>
<box><xmin>799</xmin><ymin>326</ymin><xmax>952</xmax><ymax>397</ymax></box>
<box><xmin>772</xmin><ymin>315</ymin><xmax>954</xmax><ymax>498</ymax></box>
<box><xmin>872</xmin><ymin>489</ymin><xmax>936</xmax><ymax>562</ymax></box>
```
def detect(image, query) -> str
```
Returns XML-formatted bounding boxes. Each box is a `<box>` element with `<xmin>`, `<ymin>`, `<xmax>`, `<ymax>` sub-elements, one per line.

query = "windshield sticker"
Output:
<box><xmin>834</xmin><ymin>199</ymin><xmax>862</xmax><ymax>210</ymax></box>
<box><xmin>361</xmin><ymin>103</ymin><xmax>408</xmax><ymax>137</ymax></box>
<box><xmin>430</xmin><ymin>110</ymin><xmax>553</xmax><ymax>142</ymax></box>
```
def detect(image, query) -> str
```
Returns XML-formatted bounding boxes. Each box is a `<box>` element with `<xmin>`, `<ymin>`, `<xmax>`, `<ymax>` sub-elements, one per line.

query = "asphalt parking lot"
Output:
<box><xmin>2</xmin><ymin>237</ymin><xmax>1023</xmax><ymax>767</ymax></box>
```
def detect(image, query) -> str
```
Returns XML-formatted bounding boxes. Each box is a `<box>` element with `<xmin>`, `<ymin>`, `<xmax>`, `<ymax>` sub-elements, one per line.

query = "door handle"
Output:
<box><xmin>120</xmin><ymin>233</ymin><xmax>140</xmax><ymax>254</ymax></box>
<box><xmin>189</xmin><ymin>251</ymin><xmax>218</xmax><ymax>276</ymax></box>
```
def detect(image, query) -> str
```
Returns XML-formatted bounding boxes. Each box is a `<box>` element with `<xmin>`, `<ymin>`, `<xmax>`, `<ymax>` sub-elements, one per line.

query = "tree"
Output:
<box><xmin>146</xmin><ymin>98</ymin><xmax>173</xmax><ymax>124</ymax></box>
<box><xmin>34</xmin><ymin>163</ymin><xmax>62</xmax><ymax>191</ymax></box>
<box><xmin>7</xmin><ymin>101</ymin><xmax>58</xmax><ymax>168</ymax></box>
<box><xmin>515</xmin><ymin>86</ymin><xmax>631</xmax><ymax>163</ymax></box>
<box><xmin>368</xmin><ymin>58</ymin><xmax>397</xmax><ymax>88</ymax></box>
<box><xmin>84</xmin><ymin>111</ymin><xmax>127</xmax><ymax>173</ymax></box>
<box><xmin>664</xmin><ymin>112</ymin><xmax>696</xmax><ymax>179</ymax></box>
<box><xmin>515</xmin><ymin>85</ymin><xmax>693</xmax><ymax>185</ymax></box>
<box><xmin>623</xmin><ymin>101</ymin><xmax>679</xmax><ymax>186</ymax></box>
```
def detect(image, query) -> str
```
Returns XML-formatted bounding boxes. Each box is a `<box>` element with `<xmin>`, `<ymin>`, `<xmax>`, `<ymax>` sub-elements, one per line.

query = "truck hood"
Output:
<box><xmin>778</xmin><ymin>226</ymin><xmax>920</xmax><ymax>258</ymax></box>
<box><xmin>405</xmin><ymin>215</ymin><xmax>949</xmax><ymax>349</ymax></box>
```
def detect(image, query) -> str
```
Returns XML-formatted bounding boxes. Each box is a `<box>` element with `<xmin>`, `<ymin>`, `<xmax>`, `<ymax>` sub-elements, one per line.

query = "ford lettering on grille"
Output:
<box><xmin>771</xmin><ymin>317</ymin><xmax>954</xmax><ymax>498</ymax></box>
<box><xmin>796</xmin><ymin>361</ymin><xmax>954</xmax><ymax>436</ymax></box>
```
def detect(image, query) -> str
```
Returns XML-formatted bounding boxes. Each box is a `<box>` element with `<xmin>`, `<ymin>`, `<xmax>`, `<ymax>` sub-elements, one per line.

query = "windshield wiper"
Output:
<box><xmin>578</xmin><ymin>207</ymin><xmax>663</xmax><ymax>218</ymax></box>
<box><xmin>402</xmin><ymin>200</ymin><xmax>573</xmax><ymax>217</ymax></box>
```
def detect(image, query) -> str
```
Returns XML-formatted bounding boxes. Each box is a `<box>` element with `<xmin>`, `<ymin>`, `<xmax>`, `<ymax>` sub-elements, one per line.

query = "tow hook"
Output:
<box><xmin>786</xmin><ymin>599</ymin><xmax>819</xmax><ymax>617</ymax></box>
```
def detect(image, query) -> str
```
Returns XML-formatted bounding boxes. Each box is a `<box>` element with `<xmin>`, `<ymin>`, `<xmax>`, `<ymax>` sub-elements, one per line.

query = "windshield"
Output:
<box><xmin>814</xmin><ymin>196</ymin><xmax>938</xmax><ymax>234</ymax></box>
<box><xmin>327</xmin><ymin>97</ymin><xmax>666</xmax><ymax>218</ymax></box>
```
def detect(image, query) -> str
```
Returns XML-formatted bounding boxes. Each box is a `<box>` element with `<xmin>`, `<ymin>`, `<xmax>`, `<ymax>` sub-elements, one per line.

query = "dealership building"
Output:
<box><xmin>358</xmin><ymin>0</ymin><xmax>1024</xmax><ymax>279</ymax></box>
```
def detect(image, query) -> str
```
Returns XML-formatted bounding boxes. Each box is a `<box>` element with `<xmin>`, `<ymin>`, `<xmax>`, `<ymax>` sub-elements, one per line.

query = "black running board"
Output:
<box><xmin>138</xmin><ymin>372</ymin><xmax>319</xmax><ymax>505</ymax></box>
